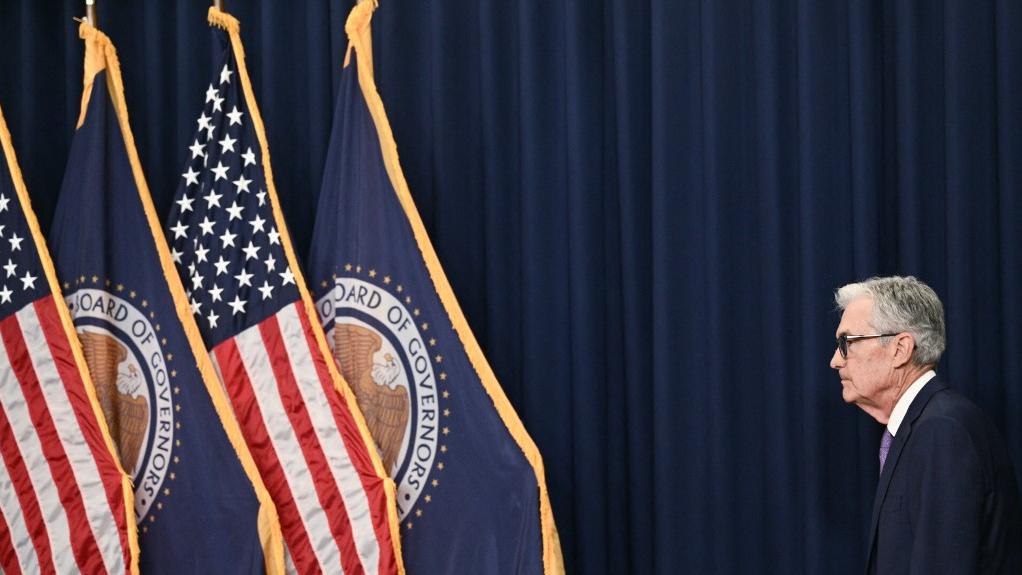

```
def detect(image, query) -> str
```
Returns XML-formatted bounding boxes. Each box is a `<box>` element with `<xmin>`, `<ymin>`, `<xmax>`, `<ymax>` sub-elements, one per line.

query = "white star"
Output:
<box><xmin>191</xmin><ymin>272</ymin><xmax>204</xmax><ymax>290</ymax></box>
<box><xmin>227</xmin><ymin>106</ymin><xmax>244</xmax><ymax>126</ymax></box>
<box><xmin>212</xmin><ymin>92</ymin><xmax>224</xmax><ymax>113</ymax></box>
<box><xmin>20</xmin><ymin>271</ymin><xmax>36</xmax><ymax>290</ymax></box>
<box><xmin>256</xmin><ymin>190</ymin><xmax>267</xmax><ymax>206</ymax></box>
<box><xmin>205</xmin><ymin>84</ymin><xmax>218</xmax><ymax>103</ymax></box>
<box><xmin>242</xmin><ymin>242</ymin><xmax>260</xmax><ymax>261</ymax></box>
<box><xmin>204</xmin><ymin>188</ymin><xmax>223</xmax><ymax>208</ymax></box>
<box><xmin>248</xmin><ymin>214</ymin><xmax>266</xmax><ymax>234</ymax></box>
<box><xmin>182</xmin><ymin>166</ymin><xmax>200</xmax><ymax>186</ymax></box>
<box><xmin>264</xmin><ymin>254</ymin><xmax>276</xmax><ymax>272</ymax></box>
<box><xmin>226</xmin><ymin>202</ymin><xmax>245</xmax><ymax>221</ymax></box>
<box><xmin>187</xmin><ymin>261</ymin><xmax>196</xmax><ymax>276</ymax></box>
<box><xmin>195</xmin><ymin>244</ymin><xmax>210</xmax><ymax>263</ymax></box>
<box><xmin>190</xmin><ymin>297</ymin><xmax>202</xmax><ymax>315</ymax></box>
<box><xmin>170</xmin><ymin>247</ymin><xmax>182</xmax><ymax>264</ymax></box>
<box><xmin>207</xmin><ymin>310</ymin><xmax>220</xmax><ymax>328</ymax></box>
<box><xmin>267</xmin><ymin>229</ymin><xmax>281</xmax><ymax>245</ymax></box>
<box><xmin>0</xmin><ymin>285</ymin><xmax>11</xmax><ymax>304</ymax></box>
<box><xmin>8</xmin><ymin>233</ymin><xmax>23</xmax><ymax>251</ymax></box>
<box><xmin>211</xmin><ymin>162</ymin><xmax>230</xmax><ymax>181</ymax></box>
<box><xmin>219</xmin><ymin>64</ymin><xmax>234</xmax><ymax>85</ymax></box>
<box><xmin>257</xmin><ymin>281</ymin><xmax>274</xmax><ymax>300</ymax></box>
<box><xmin>233</xmin><ymin>175</ymin><xmax>252</xmax><ymax>194</ymax></box>
<box><xmin>189</xmin><ymin>140</ymin><xmax>206</xmax><ymax>160</ymax></box>
<box><xmin>197</xmin><ymin>112</ymin><xmax>211</xmax><ymax>131</ymax></box>
<box><xmin>3</xmin><ymin>259</ymin><xmax>16</xmax><ymax>278</ymax></box>
<box><xmin>199</xmin><ymin>216</ymin><xmax>216</xmax><ymax>236</ymax></box>
<box><xmin>170</xmin><ymin>221</ymin><xmax>189</xmax><ymax>239</ymax></box>
<box><xmin>280</xmin><ymin>267</ymin><xmax>295</xmax><ymax>286</ymax></box>
<box><xmin>242</xmin><ymin>148</ymin><xmax>257</xmax><ymax>167</ymax></box>
<box><xmin>235</xmin><ymin>268</ymin><xmax>254</xmax><ymax>287</ymax></box>
<box><xmin>219</xmin><ymin>134</ymin><xmax>237</xmax><ymax>154</ymax></box>
<box><xmin>228</xmin><ymin>295</ymin><xmax>246</xmax><ymax>315</ymax></box>
<box><xmin>176</xmin><ymin>194</ymin><xmax>195</xmax><ymax>213</ymax></box>
<box><xmin>213</xmin><ymin>256</ymin><xmax>230</xmax><ymax>276</ymax></box>
<box><xmin>220</xmin><ymin>229</ymin><xmax>237</xmax><ymax>248</ymax></box>
<box><xmin>0</xmin><ymin>195</ymin><xmax>8</xmax><ymax>212</ymax></box>
<box><xmin>0</xmin><ymin>224</ymin><xmax>5</xmax><ymax>237</ymax></box>
<box><xmin>205</xmin><ymin>123</ymin><xmax>216</xmax><ymax>140</ymax></box>
<box><xmin>209</xmin><ymin>284</ymin><xmax>224</xmax><ymax>302</ymax></box>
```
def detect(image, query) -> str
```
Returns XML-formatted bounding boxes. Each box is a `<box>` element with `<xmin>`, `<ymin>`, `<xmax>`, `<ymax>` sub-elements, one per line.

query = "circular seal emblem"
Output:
<box><xmin>66</xmin><ymin>288</ymin><xmax>174</xmax><ymax>520</ymax></box>
<box><xmin>317</xmin><ymin>277</ymin><xmax>439</xmax><ymax>520</ymax></box>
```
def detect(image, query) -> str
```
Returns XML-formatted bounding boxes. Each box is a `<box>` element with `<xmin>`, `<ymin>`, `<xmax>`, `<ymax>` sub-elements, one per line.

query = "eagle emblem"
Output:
<box><xmin>333</xmin><ymin>324</ymin><xmax>410</xmax><ymax>474</ymax></box>
<box><xmin>79</xmin><ymin>331</ymin><xmax>150</xmax><ymax>475</ymax></box>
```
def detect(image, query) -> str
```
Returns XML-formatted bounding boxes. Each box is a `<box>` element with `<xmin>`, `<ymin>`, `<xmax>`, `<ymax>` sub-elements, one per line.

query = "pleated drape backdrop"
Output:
<box><xmin>2</xmin><ymin>1</ymin><xmax>1020</xmax><ymax>573</ymax></box>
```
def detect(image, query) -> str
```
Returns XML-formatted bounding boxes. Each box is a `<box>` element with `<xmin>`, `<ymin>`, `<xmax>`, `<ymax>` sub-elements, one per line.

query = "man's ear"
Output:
<box><xmin>891</xmin><ymin>333</ymin><xmax>915</xmax><ymax>368</ymax></box>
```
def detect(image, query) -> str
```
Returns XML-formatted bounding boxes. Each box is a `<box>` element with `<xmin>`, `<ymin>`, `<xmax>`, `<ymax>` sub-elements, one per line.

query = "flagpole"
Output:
<box><xmin>85</xmin><ymin>0</ymin><xmax>97</xmax><ymax>27</ymax></box>
<box><xmin>213</xmin><ymin>0</ymin><xmax>224</xmax><ymax>10</ymax></box>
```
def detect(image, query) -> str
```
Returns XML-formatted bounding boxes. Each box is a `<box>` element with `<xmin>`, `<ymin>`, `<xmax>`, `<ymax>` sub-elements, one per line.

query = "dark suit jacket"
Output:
<box><xmin>867</xmin><ymin>376</ymin><xmax>1022</xmax><ymax>574</ymax></box>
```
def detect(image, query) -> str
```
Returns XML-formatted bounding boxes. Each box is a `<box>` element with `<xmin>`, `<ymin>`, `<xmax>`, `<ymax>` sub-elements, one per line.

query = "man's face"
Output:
<box><xmin>830</xmin><ymin>297</ymin><xmax>897</xmax><ymax>420</ymax></box>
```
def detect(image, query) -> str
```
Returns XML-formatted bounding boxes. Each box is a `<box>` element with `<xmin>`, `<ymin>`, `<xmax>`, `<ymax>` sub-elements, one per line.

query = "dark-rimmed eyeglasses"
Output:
<box><xmin>836</xmin><ymin>333</ymin><xmax>899</xmax><ymax>359</ymax></box>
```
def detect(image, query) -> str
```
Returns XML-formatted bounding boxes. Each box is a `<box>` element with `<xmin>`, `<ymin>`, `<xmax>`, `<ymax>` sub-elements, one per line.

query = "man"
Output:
<box><xmin>830</xmin><ymin>276</ymin><xmax>1022</xmax><ymax>574</ymax></box>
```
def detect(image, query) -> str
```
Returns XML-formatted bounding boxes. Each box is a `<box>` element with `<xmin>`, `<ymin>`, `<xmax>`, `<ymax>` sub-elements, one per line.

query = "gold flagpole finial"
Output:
<box><xmin>85</xmin><ymin>0</ymin><xmax>98</xmax><ymax>27</ymax></box>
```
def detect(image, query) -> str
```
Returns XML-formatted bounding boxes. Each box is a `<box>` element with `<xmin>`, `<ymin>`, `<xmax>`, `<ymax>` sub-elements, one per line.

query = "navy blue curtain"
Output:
<box><xmin>2</xmin><ymin>1</ymin><xmax>1020</xmax><ymax>573</ymax></box>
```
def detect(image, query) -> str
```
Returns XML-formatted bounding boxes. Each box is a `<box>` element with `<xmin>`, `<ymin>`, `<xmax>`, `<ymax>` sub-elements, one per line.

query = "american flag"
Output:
<box><xmin>165</xmin><ymin>9</ymin><xmax>399</xmax><ymax>574</ymax></box>
<box><xmin>0</xmin><ymin>106</ymin><xmax>134</xmax><ymax>573</ymax></box>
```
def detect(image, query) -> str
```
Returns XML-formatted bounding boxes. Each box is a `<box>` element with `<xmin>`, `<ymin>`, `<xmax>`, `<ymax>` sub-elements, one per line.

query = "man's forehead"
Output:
<box><xmin>836</xmin><ymin>297</ymin><xmax>874</xmax><ymax>334</ymax></box>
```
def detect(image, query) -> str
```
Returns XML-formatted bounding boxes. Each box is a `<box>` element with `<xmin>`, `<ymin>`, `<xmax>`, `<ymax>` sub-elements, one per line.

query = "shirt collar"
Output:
<box><xmin>887</xmin><ymin>370</ymin><xmax>936</xmax><ymax>436</ymax></box>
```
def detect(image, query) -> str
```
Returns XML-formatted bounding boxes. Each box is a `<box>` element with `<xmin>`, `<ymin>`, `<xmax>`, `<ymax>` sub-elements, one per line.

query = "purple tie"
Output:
<box><xmin>879</xmin><ymin>429</ymin><xmax>894</xmax><ymax>473</ymax></box>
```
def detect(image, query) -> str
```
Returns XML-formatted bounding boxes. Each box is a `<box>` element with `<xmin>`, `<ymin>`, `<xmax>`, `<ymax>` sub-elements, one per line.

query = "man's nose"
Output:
<box><xmin>829</xmin><ymin>347</ymin><xmax>843</xmax><ymax>370</ymax></box>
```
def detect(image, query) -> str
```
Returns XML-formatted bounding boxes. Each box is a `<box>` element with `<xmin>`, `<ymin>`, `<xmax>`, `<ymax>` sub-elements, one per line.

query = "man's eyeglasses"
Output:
<box><xmin>835</xmin><ymin>333</ymin><xmax>899</xmax><ymax>359</ymax></box>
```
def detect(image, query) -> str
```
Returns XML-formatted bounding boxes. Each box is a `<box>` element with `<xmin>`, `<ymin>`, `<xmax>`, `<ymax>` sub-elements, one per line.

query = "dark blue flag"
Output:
<box><xmin>47</xmin><ymin>23</ymin><xmax>283</xmax><ymax>573</ymax></box>
<box><xmin>307</xmin><ymin>4</ymin><xmax>563</xmax><ymax>573</ymax></box>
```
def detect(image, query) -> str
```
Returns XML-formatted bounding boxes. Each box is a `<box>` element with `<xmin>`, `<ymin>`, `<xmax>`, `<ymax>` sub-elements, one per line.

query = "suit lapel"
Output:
<box><xmin>864</xmin><ymin>376</ymin><xmax>948</xmax><ymax>569</ymax></box>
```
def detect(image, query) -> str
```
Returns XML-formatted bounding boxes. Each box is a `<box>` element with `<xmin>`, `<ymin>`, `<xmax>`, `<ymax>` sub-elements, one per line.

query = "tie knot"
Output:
<box><xmin>879</xmin><ymin>429</ymin><xmax>894</xmax><ymax>473</ymax></box>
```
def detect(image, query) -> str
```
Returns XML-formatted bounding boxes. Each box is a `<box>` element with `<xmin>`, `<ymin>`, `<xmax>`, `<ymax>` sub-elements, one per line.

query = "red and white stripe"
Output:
<box><xmin>0</xmin><ymin>295</ymin><xmax>131</xmax><ymax>575</ymax></box>
<box><xmin>211</xmin><ymin>301</ymin><xmax>394</xmax><ymax>575</ymax></box>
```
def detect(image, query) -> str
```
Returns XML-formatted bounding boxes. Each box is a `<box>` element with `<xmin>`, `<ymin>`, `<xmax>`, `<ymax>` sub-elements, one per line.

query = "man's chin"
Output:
<box><xmin>840</xmin><ymin>385</ymin><xmax>857</xmax><ymax>404</ymax></box>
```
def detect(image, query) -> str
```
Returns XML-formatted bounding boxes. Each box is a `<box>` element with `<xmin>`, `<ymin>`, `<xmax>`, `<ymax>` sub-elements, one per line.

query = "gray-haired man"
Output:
<box><xmin>830</xmin><ymin>276</ymin><xmax>1021</xmax><ymax>574</ymax></box>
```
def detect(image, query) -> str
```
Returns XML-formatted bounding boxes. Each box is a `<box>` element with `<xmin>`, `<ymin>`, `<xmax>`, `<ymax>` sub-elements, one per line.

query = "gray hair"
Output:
<box><xmin>835</xmin><ymin>276</ymin><xmax>946</xmax><ymax>366</ymax></box>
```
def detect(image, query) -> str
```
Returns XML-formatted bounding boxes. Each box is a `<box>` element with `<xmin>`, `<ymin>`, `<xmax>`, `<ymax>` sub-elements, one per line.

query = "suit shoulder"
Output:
<box><xmin>911</xmin><ymin>409</ymin><xmax>979</xmax><ymax>448</ymax></box>
<box><xmin>917</xmin><ymin>386</ymin><xmax>986</xmax><ymax>429</ymax></box>
<box><xmin>913</xmin><ymin>387</ymin><xmax>1017</xmax><ymax>482</ymax></box>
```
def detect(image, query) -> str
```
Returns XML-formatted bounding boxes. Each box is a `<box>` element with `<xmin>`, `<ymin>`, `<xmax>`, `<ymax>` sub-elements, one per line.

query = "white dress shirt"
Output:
<box><xmin>887</xmin><ymin>369</ymin><xmax>937</xmax><ymax>436</ymax></box>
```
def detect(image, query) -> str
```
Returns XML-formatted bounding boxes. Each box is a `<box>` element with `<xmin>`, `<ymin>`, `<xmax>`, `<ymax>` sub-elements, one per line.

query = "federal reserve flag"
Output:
<box><xmin>307</xmin><ymin>4</ymin><xmax>563</xmax><ymax>573</ymax></box>
<box><xmin>0</xmin><ymin>103</ymin><xmax>137</xmax><ymax>573</ymax></box>
<box><xmin>48</xmin><ymin>23</ymin><xmax>283</xmax><ymax>573</ymax></box>
<box><xmin>164</xmin><ymin>8</ymin><xmax>402</xmax><ymax>574</ymax></box>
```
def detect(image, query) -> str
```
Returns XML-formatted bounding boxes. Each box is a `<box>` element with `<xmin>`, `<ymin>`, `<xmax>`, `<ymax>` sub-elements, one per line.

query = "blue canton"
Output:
<box><xmin>167</xmin><ymin>31</ymin><xmax>298</xmax><ymax>347</ymax></box>
<box><xmin>0</xmin><ymin>151</ymin><xmax>46</xmax><ymax>317</ymax></box>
